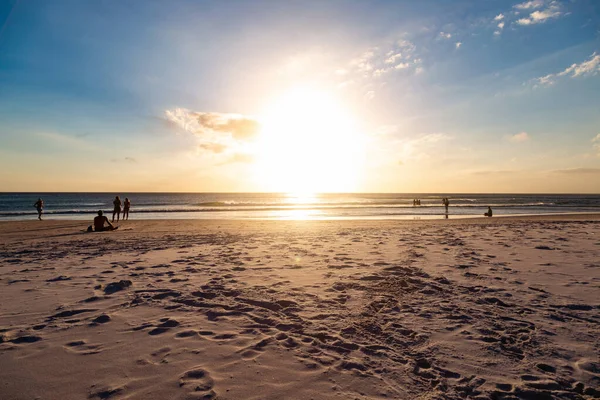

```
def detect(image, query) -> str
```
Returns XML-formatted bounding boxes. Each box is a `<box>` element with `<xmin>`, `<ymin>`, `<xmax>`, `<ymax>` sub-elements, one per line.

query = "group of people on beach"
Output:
<box><xmin>90</xmin><ymin>196</ymin><xmax>131</xmax><ymax>232</ymax></box>
<box><xmin>111</xmin><ymin>196</ymin><xmax>131</xmax><ymax>222</ymax></box>
<box><xmin>33</xmin><ymin>196</ymin><xmax>133</xmax><ymax>230</ymax></box>
<box><xmin>412</xmin><ymin>199</ymin><xmax>422</xmax><ymax>206</ymax></box>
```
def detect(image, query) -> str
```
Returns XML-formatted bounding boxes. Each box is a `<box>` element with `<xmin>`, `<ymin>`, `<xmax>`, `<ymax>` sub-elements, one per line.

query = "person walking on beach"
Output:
<box><xmin>123</xmin><ymin>197</ymin><xmax>131</xmax><ymax>220</ymax></box>
<box><xmin>112</xmin><ymin>196</ymin><xmax>122</xmax><ymax>222</ymax></box>
<box><xmin>442</xmin><ymin>197</ymin><xmax>449</xmax><ymax>213</ymax></box>
<box><xmin>94</xmin><ymin>210</ymin><xmax>118</xmax><ymax>231</ymax></box>
<box><xmin>33</xmin><ymin>198</ymin><xmax>44</xmax><ymax>220</ymax></box>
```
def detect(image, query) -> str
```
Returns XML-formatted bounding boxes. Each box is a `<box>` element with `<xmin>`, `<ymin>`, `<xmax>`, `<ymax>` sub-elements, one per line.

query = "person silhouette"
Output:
<box><xmin>33</xmin><ymin>198</ymin><xmax>44</xmax><ymax>220</ymax></box>
<box><xmin>484</xmin><ymin>207</ymin><xmax>493</xmax><ymax>217</ymax></box>
<box><xmin>123</xmin><ymin>197</ymin><xmax>131</xmax><ymax>220</ymax></box>
<box><xmin>94</xmin><ymin>210</ymin><xmax>118</xmax><ymax>231</ymax></box>
<box><xmin>112</xmin><ymin>196</ymin><xmax>122</xmax><ymax>222</ymax></box>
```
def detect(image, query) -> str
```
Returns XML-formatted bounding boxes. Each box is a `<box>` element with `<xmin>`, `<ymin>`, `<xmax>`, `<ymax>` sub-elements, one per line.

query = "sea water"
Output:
<box><xmin>1</xmin><ymin>193</ymin><xmax>599</xmax><ymax>221</ymax></box>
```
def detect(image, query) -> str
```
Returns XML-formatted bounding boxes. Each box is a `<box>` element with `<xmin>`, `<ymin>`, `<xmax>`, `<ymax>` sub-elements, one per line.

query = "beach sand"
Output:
<box><xmin>1</xmin><ymin>216</ymin><xmax>599</xmax><ymax>399</ymax></box>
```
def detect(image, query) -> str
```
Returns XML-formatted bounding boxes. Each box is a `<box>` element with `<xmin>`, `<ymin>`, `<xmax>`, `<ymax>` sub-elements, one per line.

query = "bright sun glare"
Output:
<box><xmin>254</xmin><ymin>87</ymin><xmax>365</xmax><ymax>193</ymax></box>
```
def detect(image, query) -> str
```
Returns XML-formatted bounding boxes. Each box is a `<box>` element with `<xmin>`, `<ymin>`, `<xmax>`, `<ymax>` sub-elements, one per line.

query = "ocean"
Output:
<box><xmin>0</xmin><ymin>193</ymin><xmax>599</xmax><ymax>221</ymax></box>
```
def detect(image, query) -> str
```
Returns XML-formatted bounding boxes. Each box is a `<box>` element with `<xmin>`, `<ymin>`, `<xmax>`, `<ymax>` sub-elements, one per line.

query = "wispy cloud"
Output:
<box><xmin>111</xmin><ymin>157</ymin><xmax>137</xmax><ymax>163</ymax></box>
<box><xmin>455</xmin><ymin>42</ymin><xmax>462</xmax><ymax>49</ymax></box>
<box><xmin>494</xmin><ymin>14</ymin><xmax>505</xmax><ymax>21</ymax></box>
<box><xmin>439</xmin><ymin>32</ymin><xmax>452</xmax><ymax>39</ymax></box>
<box><xmin>516</xmin><ymin>1</ymin><xmax>563</xmax><ymax>25</ymax></box>
<box><xmin>35</xmin><ymin>131</ymin><xmax>99</xmax><ymax>152</ymax></box>
<box><xmin>593</xmin><ymin>133</ymin><xmax>600</xmax><ymax>155</ymax></box>
<box><xmin>552</xmin><ymin>167</ymin><xmax>600</xmax><ymax>174</ymax></box>
<box><xmin>345</xmin><ymin>39</ymin><xmax>423</xmax><ymax>80</ymax></box>
<box><xmin>534</xmin><ymin>52</ymin><xmax>600</xmax><ymax>86</ymax></box>
<box><xmin>199</xmin><ymin>143</ymin><xmax>227</xmax><ymax>153</ymax></box>
<box><xmin>508</xmin><ymin>132</ymin><xmax>530</xmax><ymax>142</ymax></box>
<box><xmin>382</xmin><ymin>132</ymin><xmax>453</xmax><ymax>166</ymax></box>
<box><xmin>471</xmin><ymin>170</ymin><xmax>517</xmax><ymax>176</ymax></box>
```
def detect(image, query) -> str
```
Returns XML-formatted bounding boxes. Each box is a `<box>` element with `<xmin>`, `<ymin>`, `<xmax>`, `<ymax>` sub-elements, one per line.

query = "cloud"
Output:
<box><xmin>196</xmin><ymin>113</ymin><xmax>260</xmax><ymax>140</ymax></box>
<box><xmin>534</xmin><ymin>52</ymin><xmax>600</xmax><ymax>86</ymax></box>
<box><xmin>593</xmin><ymin>133</ymin><xmax>600</xmax><ymax>155</ymax></box>
<box><xmin>455</xmin><ymin>42</ymin><xmax>462</xmax><ymax>49</ymax></box>
<box><xmin>514</xmin><ymin>0</ymin><xmax>545</xmax><ymax>10</ymax></box>
<box><xmin>439</xmin><ymin>32</ymin><xmax>452</xmax><ymax>39</ymax></box>
<box><xmin>165</xmin><ymin>108</ymin><xmax>261</xmax><ymax>141</ymax></box>
<box><xmin>345</xmin><ymin>39</ymin><xmax>422</xmax><ymax>81</ymax></box>
<box><xmin>508</xmin><ymin>132</ymin><xmax>530</xmax><ymax>142</ymax></box>
<box><xmin>494</xmin><ymin>13</ymin><xmax>505</xmax><ymax>21</ymax></box>
<box><xmin>199</xmin><ymin>143</ymin><xmax>227</xmax><ymax>153</ymax></box>
<box><xmin>165</xmin><ymin>108</ymin><xmax>261</xmax><ymax>159</ymax></box>
<box><xmin>552</xmin><ymin>168</ymin><xmax>600</xmax><ymax>174</ymax></box>
<box><xmin>516</xmin><ymin>1</ymin><xmax>563</xmax><ymax>25</ymax></box>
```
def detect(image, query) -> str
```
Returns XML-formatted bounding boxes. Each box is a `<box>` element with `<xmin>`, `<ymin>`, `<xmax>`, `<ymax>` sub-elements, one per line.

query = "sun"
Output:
<box><xmin>253</xmin><ymin>87</ymin><xmax>365</xmax><ymax>193</ymax></box>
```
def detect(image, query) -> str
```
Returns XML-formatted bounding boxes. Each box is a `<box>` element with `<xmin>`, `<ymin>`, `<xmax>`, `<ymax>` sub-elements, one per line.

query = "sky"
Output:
<box><xmin>1</xmin><ymin>0</ymin><xmax>599</xmax><ymax>193</ymax></box>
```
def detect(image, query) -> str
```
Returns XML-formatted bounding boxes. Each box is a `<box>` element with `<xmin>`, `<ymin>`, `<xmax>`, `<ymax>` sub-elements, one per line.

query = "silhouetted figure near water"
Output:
<box><xmin>442</xmin><ymin>197</ymin><xmax>449</xmax><ymax>213</ymax></box>
<box><xmin>484</xmin><ymin>207</ymin><xmax>493</xmax><ymax>217</ymax></box>
<box><xmin>33</xmin><ymin>198</ymin><xmax>44</xmax><ymax>220</ymax></box>
<box><xmin>123</xmin><ymin>197</ymin><xmax>131</xmax><ymax>220</ymax></box>
<box><xmin>112</xmin><ymin>196</ymin><xmax>122</xmax><ymax>222</ymax></box>
<box><xmin>93</xmin><ymin>210</ymin><xmax>118</xmax><ymax>231</ymax></box>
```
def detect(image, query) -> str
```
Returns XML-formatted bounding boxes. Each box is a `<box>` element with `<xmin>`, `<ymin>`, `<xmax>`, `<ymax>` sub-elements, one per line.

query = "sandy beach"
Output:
<box><xmin>1</xmin><ymin>216</ymin><xmax>599</xmax><ymax>399</ymax></box>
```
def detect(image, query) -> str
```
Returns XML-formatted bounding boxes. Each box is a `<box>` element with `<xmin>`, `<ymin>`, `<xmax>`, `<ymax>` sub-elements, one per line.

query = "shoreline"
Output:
<box><xmin>1</xmin><ymin>211</ymin><xmax>600</xmax><ymax>224</ymax></box>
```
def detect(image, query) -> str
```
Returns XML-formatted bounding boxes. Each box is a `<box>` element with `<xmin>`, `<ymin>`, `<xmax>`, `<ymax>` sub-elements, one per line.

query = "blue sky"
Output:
<box><xmin>1</xmin><ymin>0</ymin><xmax>599</xmax><ymax>192</ymax></box>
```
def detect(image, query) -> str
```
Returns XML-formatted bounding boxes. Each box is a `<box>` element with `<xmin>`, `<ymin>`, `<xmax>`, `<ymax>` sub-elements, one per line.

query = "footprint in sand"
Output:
<box><xmin>148</xmin><ymin>318</ymin><xmax>180</xmax><ymax>335</ymax></box>
<box><xmin>64</xmin><ymin>340</ymin><xmax>103</xmax><ymax>355</ymax></box>
<box><xmin>179</xmin><ymin>367</ymin><xmax>216</xmax><ymax>399</ymax></box>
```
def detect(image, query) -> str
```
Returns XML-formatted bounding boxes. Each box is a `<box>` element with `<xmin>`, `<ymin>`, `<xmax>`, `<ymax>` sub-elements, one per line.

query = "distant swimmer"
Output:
<box><xmin>112</xmin><ymin>196</ymin><xmax>122</xmax><ymax>222</ymax></box>
<box><xmin>123</xmin><ymin>197</ymin><xmax>131</xmax><ymax>220</ymax></box>
<box><xmin>92</xmin><ymin>210</ymin><xmax>118</xmax><ymax>232</ymax></box>
<box><xmin>33</xmin><ymin>198</ymin><xmax>44</xmax><ymax>220</ymax></box>
<box><xmin>484</xmin><ymin>207</ymin><xmax>493</xmax><ymax>217</ymax></box>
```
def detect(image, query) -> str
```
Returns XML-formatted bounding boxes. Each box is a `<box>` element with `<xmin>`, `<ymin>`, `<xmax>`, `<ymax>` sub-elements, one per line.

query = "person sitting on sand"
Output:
<box><xmin>112</xmin><ymin>196</ymin><xmax>122</xmax><ymax>222</ymax></box>
<box><xmin>94</xmin><ymin>210</ymin><xmax>118</xmax><ymax>231</ymax></box>
<box><xmin>484</xmin><ymin>206</ymin><xmax>493</xmax><ymax>217</ymax></box>
<box><xmin>123</xmin><ymin>197</ymin><xmax>131</xmax><ymax>220</ymax></box>
<box><xmin>33</xmin><ymin>198</ymin><xmax>44</xmax><ymax>220</ymax></box>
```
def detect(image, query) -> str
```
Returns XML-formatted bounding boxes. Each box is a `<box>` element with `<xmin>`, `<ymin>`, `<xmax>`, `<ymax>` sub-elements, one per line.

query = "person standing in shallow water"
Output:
<box><xmin>33</xmin><ymin>198</ymin><xmax>44</xmax><ymax>220</ymax></box>
<box><xmin>442</xmin><ymin>197</ymin><xmax>449</xmax><ymax>213</ymax></box>
<box><xmin>123</xmin><ymin>197</ymin><xmax>131</xmax><ymax>220</ymax></box>
<box><xmin>112</xmin><ymin>196</ymin><xmax>122</xmax><ymax>222</ymax></box>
